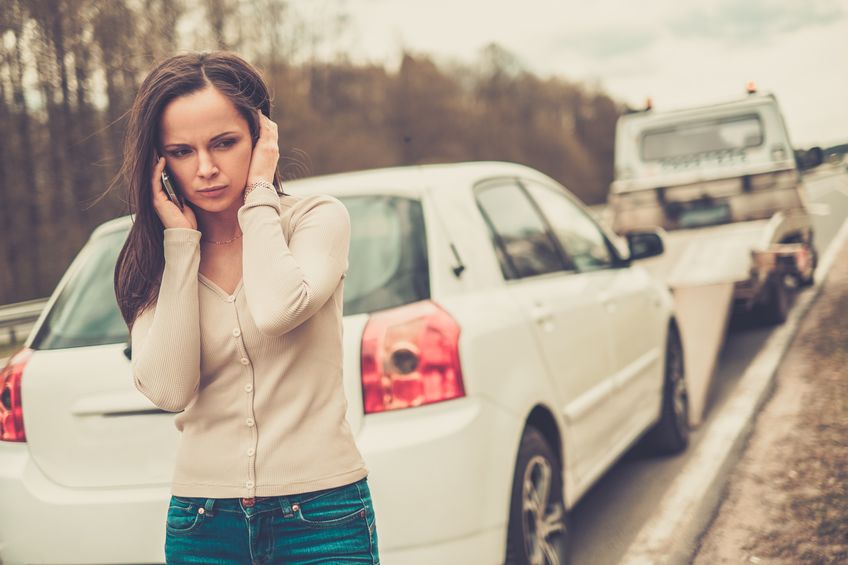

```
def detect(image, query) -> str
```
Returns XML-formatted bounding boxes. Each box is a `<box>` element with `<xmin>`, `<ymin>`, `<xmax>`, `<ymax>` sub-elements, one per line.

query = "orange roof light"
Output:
<box><xmin>746</xmin><ymin>81</ymin><xmax>757</xmax><ymax>94</ymax></box>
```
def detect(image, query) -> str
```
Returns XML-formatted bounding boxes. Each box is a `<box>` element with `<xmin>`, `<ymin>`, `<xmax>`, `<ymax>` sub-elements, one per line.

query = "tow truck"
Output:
<box><xmin>608</xmin><ymin>85</ymin><xmax>821</xmax><ymax>424</ymax></box>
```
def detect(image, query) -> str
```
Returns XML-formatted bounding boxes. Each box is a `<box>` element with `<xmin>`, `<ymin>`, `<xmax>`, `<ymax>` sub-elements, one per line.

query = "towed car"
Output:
<box><xmin>0</xmin><ymin>161</ymin><xmax>688</xmax><ymax>564</ymax></box>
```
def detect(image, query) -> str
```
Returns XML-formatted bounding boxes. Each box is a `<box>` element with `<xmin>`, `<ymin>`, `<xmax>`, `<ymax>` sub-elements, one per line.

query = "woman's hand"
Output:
<box><xmin>246</xmin><ymin>110</ymin><xmax>280</xmax><ymax>186</ymax></box>
<box><xmin>151</xmin><ymin>156</ymin><xmax>197</xmax><ymax>230</ymax></box>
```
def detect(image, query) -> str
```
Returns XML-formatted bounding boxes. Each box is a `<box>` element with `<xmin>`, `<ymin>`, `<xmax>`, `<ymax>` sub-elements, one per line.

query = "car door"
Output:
<box><xmin>520</xmin><ymin>178</ymin><xmax>664</xmax><ymax>460</ymax></box>
<box><xmin>474</xmin><ymin>179</ymin><xmax>618</xmax><ymax>485</ymax></box>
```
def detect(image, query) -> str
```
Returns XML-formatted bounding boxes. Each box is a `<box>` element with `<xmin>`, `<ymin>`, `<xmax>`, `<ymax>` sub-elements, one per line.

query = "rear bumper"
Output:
<box><xmin>0</xmin><ymin>396</ymin><xmax>519</xmax><ymax>565</ymax></box>
<box><xmin>0</xmin><ymin>442</ymin><xmax>171</xmax><ymax>565</ymax></box>
<box><xmin>357</xmin><ymin>396</ymin><xmax>520</xmax><ymax>564</ymax></box>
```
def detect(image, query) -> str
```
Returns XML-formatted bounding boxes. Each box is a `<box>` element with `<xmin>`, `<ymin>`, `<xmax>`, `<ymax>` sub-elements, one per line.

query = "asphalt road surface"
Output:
<box><xmin>571</xmin><ymin>167</ymin><xmax>848</xmax><ymax>565</ymax></box>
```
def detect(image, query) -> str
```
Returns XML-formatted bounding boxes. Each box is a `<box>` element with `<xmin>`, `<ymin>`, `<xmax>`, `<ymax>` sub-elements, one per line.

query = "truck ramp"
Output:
<box><xmin>638</xmin><ymin>220</ymin><xmax>772</xmax><ymax>426</ymax></box>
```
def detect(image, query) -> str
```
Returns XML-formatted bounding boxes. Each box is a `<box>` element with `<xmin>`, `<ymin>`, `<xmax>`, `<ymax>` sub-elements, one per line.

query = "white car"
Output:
<box><xmin>0</xmin><ymin>161</ymin><xmax>688</xmax><ymax>565</ymax></box>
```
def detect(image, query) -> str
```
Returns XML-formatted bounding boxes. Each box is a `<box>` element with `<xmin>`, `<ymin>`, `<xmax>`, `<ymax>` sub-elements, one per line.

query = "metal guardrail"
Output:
<box><xmin>0</xmin><ymin>297</ymin><xmax>49</xmax><ymax>344</ymax></box>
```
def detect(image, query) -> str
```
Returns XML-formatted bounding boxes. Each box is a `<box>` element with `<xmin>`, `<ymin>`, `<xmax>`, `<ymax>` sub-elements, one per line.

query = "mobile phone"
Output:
<box><xmin>160</xmin><ymin>169</ymin><xmax>183</xmax><ymax>209</ymax></box>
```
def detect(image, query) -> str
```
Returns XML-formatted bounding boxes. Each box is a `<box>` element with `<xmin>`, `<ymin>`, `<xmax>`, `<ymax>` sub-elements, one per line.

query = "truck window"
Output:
<box><xmin>641</xmin><ymin>114</ymin><xmax>764</xmax><ymax>161</ymax></box>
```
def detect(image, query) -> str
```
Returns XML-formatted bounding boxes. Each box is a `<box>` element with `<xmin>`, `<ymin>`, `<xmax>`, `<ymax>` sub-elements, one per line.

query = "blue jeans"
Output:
<box><xmin>164</xmin><ymin>477</ymin><xmax>380</xmax><ymax>564</ymax></box>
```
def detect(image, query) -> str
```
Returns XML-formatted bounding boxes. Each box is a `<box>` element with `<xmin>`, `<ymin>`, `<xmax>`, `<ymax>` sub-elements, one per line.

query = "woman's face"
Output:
<box><xmin>158</xmin><ymin>85</ymin><xmax>253</xmax><ymax>215</ymax></box>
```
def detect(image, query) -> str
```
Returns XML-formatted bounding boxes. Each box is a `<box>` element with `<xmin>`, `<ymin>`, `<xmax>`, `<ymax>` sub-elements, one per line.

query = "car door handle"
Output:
<box><xmin>530</xmin><ymin>303</ymin><xmax>556</xmax><ymax>332</ymax></box>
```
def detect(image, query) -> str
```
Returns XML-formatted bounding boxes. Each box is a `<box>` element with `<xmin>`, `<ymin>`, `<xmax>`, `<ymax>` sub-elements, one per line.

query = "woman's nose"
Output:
<box><xmin>196</xmin><ymin>151</ymin><xmax>219</xmax><ymax>178</ymax></box>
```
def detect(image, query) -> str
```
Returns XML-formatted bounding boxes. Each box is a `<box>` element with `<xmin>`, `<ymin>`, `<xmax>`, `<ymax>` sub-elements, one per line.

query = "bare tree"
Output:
<box><xmin>0</xmin><ymin>3</ymin><xmax>620</xmax><ymax>306</ymax></box>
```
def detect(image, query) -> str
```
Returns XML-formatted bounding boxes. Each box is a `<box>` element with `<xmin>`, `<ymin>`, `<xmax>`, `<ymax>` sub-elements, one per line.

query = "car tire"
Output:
<box><xmin>643</xmin><ymin>324</ymin><xmax>689</xmax><ymax>455</ymax></box>
<box><xmin>505</xmin><ymin>426</ymin><xmax>571</xmax><ymax>565</ymax></box>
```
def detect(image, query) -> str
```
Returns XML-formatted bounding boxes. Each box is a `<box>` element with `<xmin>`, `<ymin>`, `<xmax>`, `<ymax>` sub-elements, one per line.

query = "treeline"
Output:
<box><xmin>0</xmin><ymin>0</ymin><xmax>621</xmax><ymax>305</ymax></box>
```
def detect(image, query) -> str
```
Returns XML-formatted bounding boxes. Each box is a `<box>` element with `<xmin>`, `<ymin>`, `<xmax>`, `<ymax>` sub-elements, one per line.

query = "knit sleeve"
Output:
<box><xmin>237</xmin><ymin>187</ymin><xmax>350</xmax><ymax>337</ymax></box>
<box><xmin>130</xmin><ymin>228</ymin><xmax>202</xmax><ymax>412</ymax></box>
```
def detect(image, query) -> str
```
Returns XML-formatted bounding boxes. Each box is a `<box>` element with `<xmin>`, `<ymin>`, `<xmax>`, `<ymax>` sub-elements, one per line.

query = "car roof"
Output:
<box><xmin>93</xmin><ymin>161</ymin><xmax>549</xmax><ymax>238</ymax></box>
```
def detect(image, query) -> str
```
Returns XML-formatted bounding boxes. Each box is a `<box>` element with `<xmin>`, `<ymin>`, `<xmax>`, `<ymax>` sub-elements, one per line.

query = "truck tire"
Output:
<box><xmin>505</xmin><ymin>426</ymin><xmax>571</xmax><ymax>565</ymax></box>
<box><xmin>643</xmin><ymin>324</ymin><xmax>689</xmax><ymax>455</ymax></box>
<box><xmin>798</xmin><ymin>244</ymin><xmax>817</xmax><ymax>287</ymax></box>
<box><xmin>758</xmin><ymin>278</ymin><xmax>790</xmax><ymax>325</ymax></box>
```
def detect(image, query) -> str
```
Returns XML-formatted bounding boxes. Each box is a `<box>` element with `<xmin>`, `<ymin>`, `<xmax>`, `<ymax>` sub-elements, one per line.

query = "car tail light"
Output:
<box><xmin>361</xmin><ymin>301</ymin><xmax>465</xmax><ymax>414</ymax></box>
<box><xmin>0</xmin><ymin>347</ymin><xmax>32</xmax><ymax>442</ymax></box>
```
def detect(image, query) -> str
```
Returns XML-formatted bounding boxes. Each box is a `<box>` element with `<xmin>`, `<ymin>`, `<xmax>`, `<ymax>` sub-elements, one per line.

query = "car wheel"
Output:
<box><xmin>505</xmin><ymin>426</ymin><xmax>570</xmax><ymax>565</ymax></box>
<box><xmin>644</xmin><ymin>324</ymin><xmax>689</xmax><ymax>455</ymax></box>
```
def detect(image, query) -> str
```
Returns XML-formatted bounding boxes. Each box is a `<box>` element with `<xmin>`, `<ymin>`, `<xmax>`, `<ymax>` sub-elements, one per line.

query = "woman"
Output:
<box><xmin>114</xmin><ymin>51</ymin><xmax>380</xmax><ymax>564</ymax></box>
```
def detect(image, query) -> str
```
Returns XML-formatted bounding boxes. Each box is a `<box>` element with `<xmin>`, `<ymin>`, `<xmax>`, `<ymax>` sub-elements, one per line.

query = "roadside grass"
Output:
<box><xmin>768</xmin><ymin>288</ymin><xmax>848</xmax><ymax>563</ymax></box>
<box><xmin>693</xmin><ymin>244</ymin><xmax>848</xmax><ymax>565</ymax></box>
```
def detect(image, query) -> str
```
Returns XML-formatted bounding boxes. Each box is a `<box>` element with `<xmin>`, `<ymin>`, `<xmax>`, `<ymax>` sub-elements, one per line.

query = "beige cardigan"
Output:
<box><xmin>130</xmin><ymin>184</ymin><xmax>367</xmax><ymax>498</ymax></box>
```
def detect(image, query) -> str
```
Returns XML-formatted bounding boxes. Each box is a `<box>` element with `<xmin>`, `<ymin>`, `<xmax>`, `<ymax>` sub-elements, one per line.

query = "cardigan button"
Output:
<box><xmin>245</xmin><ymin>384</ymin><xmax>253</xmax><ymax>393</ymax></box>
<box><xmin>240</xmin><ymin>357</ymin><xmax>250</xmax><ymax>365</ymax></box>
<box><xmin>233</xmin><ymin>328</ymin><xmax>241</xmax><ymax>337</ymax></box>
<box><xmin>246</xmin><ymin>418</ymin><xmax>255</xmax><ymax>427</ymax></box>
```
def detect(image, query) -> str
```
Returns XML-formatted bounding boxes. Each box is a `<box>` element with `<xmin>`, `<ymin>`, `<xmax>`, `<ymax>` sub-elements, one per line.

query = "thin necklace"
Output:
<box><xmin>201</xmin><ymin>232</ymin><xmax>243</xmax><ymax>245</ymax></box>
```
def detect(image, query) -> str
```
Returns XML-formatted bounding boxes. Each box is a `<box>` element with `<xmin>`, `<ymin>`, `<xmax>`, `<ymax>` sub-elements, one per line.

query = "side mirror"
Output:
<box><xmin>627</xmin><ymin>230</ymin><xmax>665</xmax><ymax>260</ymax></box>
<box><xmin>795</xmin><ymin>146</ymin><xmax>824</xmax><ymax>170</ymax></box>
<box><xmin>805</xmin><ymin>146</ymin><xmax>823</xmax><ymax>169</ymax></box>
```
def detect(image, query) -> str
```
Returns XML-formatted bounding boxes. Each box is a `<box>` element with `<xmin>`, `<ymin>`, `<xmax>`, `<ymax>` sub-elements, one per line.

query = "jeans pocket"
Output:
<box><xmin>166</xmin><ymin>496</ymin><xmax>206</xmax><ymax>534</ymax></box>
<box><xmin>294</xmin><ymin>481</ymin><xmax>367</xmax><ymax>529</ymax></box>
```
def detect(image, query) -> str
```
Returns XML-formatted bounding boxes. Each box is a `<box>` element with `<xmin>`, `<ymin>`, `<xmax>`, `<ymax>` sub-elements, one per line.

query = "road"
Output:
<box><xmin>570</xmin><ymin>167</ymin><xmax>848</xmax><ymax>565</ymax></box>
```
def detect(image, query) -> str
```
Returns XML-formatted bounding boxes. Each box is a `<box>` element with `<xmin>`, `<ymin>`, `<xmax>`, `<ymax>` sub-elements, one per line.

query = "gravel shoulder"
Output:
<box><xmin>691</xmin><ymin>242</ymin><xmax>848</xmax><ymax>564</ymax></box>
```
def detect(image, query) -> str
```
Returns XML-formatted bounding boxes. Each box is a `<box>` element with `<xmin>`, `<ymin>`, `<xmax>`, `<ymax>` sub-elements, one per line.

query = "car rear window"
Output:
<box><xmin>342</xmin><ymin>195</ymin><xmax>430</xmax><ymax>315</ymax></box>
<box><xmin>32</xmin><ymin>229</ymin><xmax>129</xmax><ymax>349</ymax></box>
<box><xmin>31</xmin><ymin>195</ymin><xmax>429</xmax><ymax>350</ymax></box>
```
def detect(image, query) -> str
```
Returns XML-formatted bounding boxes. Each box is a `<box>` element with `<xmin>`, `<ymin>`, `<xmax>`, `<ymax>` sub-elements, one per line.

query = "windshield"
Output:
<box><xmin>32</xmin><ymin>195</ymin><xmax>430</xmax><ymax>350</ymax></box>
<box><xmin>641</xmin><ymin>114</ymin><xmax>763</xmax><ymax>162</ymax></box>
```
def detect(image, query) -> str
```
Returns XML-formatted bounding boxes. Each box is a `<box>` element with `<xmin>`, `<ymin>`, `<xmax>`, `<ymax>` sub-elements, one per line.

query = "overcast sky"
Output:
<box><xmin>308</xmin><ymin>0</ymin><xmax>848</xmax><ymax>147</ymax></box>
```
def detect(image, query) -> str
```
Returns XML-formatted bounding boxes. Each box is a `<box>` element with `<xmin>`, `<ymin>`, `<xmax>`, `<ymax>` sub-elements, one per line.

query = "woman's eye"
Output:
<box><xmin>169</xmin><ymin>149</ymin><xmax>191</xmax><ymax>158</ymax></box>
<box><xmin>217</xmin><ymin>139</ymin><xmax>237</xmax><ymax>149</ymax></box>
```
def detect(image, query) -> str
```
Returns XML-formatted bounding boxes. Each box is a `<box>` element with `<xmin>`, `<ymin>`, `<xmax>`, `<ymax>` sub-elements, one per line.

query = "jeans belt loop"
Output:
<box><xmin>203</xmin><ymin>498</ymin><xmax>216</xmax><ymax>517</ymax></box>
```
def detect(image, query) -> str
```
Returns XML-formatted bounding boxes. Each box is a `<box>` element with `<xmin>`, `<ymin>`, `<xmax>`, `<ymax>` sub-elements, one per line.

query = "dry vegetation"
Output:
<box><xmin>0</xmin><ymin>0</ymin><xmax>623</xmax><ymax>305</ymax></box>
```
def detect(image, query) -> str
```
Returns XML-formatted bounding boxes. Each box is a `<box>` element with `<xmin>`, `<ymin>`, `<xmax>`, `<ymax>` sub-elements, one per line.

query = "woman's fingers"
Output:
<box><xmin>247</xmin><ymin>110</ymin><xmax>280</xmax><ymax>186</ymax></box>
<box><xmin>258</xmin><ymin>109</ymin><xmax>278</xmax><ymax>140</ymax></box>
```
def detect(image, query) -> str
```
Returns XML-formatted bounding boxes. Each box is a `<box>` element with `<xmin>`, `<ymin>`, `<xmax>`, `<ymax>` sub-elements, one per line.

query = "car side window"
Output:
<box><xmin>475</xmin><ymin>181</ymin><xmax>569</xmax><ymax>280</ymax></box>
<box><xmin>522</xmin><ymin>179</ymin><xmax>614</xmax><ymax>272</ymax></box>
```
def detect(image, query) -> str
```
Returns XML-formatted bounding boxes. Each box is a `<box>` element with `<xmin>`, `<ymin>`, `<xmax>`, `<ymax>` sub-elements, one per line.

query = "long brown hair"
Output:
<box><xmin>113</xmin><ymin>51</ymin><xmax>284</xmax><ymax>331</ymax></box>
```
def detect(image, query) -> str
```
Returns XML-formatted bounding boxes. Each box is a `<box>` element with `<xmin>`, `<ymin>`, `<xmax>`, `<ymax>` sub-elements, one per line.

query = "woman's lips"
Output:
<box><xmin>198</xmin><ymin>186</ymin><xmax>227</xmax><ymax>197</ymax></box>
